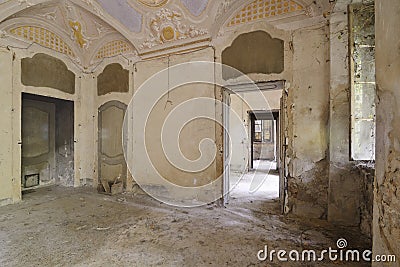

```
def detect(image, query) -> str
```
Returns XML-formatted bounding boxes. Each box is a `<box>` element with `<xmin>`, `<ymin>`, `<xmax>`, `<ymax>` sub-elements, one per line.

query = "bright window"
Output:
<box><xmin>349</xmin><ymin>3</ymin><xmax>376</xmax><ymax>161</ymax></box>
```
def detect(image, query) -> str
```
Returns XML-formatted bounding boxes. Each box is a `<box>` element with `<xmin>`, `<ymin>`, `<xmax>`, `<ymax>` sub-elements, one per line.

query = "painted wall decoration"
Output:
<box><xmin>137</xmin><ymin>0</ymin><xmax>169</xmax><ymax>8</ymax></box>
<box><xmin>68</xmin><ymin>21</ymin><xmax>87</xmax><ymax>48</ymax></box>
<box><xmin>227</xmin><ymin>0</ymin><xmax>304</xmax><ymax>27</ymax></box>
<box><xmin>10</xmin><ymin>26</ymin><xmax>75</xmax><ymax>57</ymax></box>
<box><xmin>95</xmin><ymin>40</ymin><xmax>134</xmax><ymax>59</ymax></box>
<box><xmin>3</xmin><ymin>0</ymin><xmax>136</xmax><ymax>67</ymax></box>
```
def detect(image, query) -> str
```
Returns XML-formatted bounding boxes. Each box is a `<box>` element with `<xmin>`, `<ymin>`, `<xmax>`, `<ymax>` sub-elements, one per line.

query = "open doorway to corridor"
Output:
<box><xmin>224</xmin><ymin>83</ymin><xmax>283</xmax><ymax>205</ymax></box>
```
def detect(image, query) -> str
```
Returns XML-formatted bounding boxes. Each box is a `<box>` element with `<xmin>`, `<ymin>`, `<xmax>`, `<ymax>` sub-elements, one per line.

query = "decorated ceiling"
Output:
<box><xmin>0</xmin><ymin>0</ymin><xmax>332</xmax><ymax>67</ymax></box>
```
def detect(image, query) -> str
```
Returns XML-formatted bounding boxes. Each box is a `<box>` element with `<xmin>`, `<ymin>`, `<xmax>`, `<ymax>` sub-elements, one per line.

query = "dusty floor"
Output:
<box><xmin>230</xmin><ymin>160</ymin><xmax>279</xmax><ymax>200</ymax></box>
<box><xmin>0</xmin><ymin>183</ymin><xmax>371</xmax><ymax>267</ymax></box>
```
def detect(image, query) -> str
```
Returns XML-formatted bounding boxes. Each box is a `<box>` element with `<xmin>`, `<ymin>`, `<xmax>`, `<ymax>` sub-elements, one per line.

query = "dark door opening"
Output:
<box><xmin>22</xmin><ymin>93</ymin><xmax>74</xmax><ymax>191</ymax></box>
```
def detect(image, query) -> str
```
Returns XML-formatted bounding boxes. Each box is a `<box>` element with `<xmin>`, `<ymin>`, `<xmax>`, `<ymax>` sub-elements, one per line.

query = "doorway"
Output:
<box><xmin>249</xmin><ymin>111</ymin><xmax>279</xmax><ymax>171</ymax></box>
<box><xmin>21</xmin><ymin>93</ymin><xmax>74</xmax><ymax>191</ymax></box>
<box><xmin>223</xmin><ymin>82</ymin><xmax>283</xmax><ymax>205</ymax></box>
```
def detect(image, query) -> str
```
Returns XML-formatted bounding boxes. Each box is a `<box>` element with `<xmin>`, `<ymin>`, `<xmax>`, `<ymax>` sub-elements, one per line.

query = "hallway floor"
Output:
<box><xmin>0</xmin><ymin>186</ymin><xmax>371</xmax><ymax>266</ymax></box>
<box><xmin>230</xmin><ymin>160</ymin><xmax>279</xmax><ymax>201</ymax></box>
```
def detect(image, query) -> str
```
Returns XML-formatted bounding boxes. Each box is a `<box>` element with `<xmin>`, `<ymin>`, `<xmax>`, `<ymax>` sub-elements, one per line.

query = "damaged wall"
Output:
<box><xmin>324</xmin><ymin>1</ymin><xmax>374</xmax><ymax>243</ymax></box>
<box><xmin>286</xmin><ymin>23</ymin><xmax>330</xmax><ymax>219</ymax></box>
<box><xmin>0</xmin><ymin>44</ymin><xmax>98</xmax><ymax>206</ymax></box>
<box><xmin>373</xmin><ymin>0</ymin><xmax>400</xmax><ymax>264</ymax></box>
<box><xmin>327</xmin><ymin>0</ymin><xmax>371</xmax><ymax>228</ymax></box>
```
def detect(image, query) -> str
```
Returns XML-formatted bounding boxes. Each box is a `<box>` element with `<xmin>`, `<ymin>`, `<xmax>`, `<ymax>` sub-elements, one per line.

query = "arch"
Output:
<box><xmin>91</xmin><ymin>38</ymin><xmax>135</xmax><ymax>64</ymax></box>
<box><xmin>10</xmin><ymin>25</ymin><xmax>75</xmax><ymax>57</ymax></box>
<box><xmin>1</xmin><ymin>16</ymin><xmax>80</xmax><ymax>57</ymax></box>
<box><xmin>227</xmin><ymin>0</ymin><xmax>305</xmax><ymax>28</ymax></box>
<box><xmin>211</xmin><ymin>0</ymin><xmax>308</xmax><ymax>38</ymax></box>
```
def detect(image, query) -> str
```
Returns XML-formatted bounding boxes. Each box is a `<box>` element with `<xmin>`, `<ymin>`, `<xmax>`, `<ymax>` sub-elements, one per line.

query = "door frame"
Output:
<box><xmin>21</xmin><ymin>93</ymin><xmax>75</xmax><ymax>190</ymax></box>
<box><xmin>222</xmin><ymin>89</ymin><xmax>231</xmax><ymax>205</ymax></box>
<box><xmin>222</xmin><ymin>81</ymin><xmax>285</xmax><ymax>206</ymax></box>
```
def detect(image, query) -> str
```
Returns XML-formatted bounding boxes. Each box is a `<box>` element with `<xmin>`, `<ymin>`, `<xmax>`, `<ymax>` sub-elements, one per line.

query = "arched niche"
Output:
<box><xmin>21</xmin><ymin>53</ymin><xmax>75</xmax><ymax>94</ymax></box>
<box><xmin>222</xmin><ymin>31</ymin><xmax>284</xmax><ymax>80</ymax></box>
<box><xmin>97</xmin><ymin>63</ymin><xmax>129</xmax><ymax>96</ymax></box>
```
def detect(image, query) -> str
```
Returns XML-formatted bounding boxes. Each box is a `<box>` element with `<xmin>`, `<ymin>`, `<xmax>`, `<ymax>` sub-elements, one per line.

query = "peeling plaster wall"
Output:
<box><xmin>222</xmin><ymin>31</ymin><xmax>284</xmax><ymax>80</ymax></box>
<box><xmin>286</xmin><ymin>24</ymin><xmax>330</xmax><ymax>219</ymax></box>
<box><xmin>358</xmin><ymin>165</ymin><xmax>374</xmax><ymax>237</ymax></box>
<box><xmin>328</xmin><ymin>0</ymin><xmax>366</xmax><ymax>228</ymax></box>
<box><xmin>373</xmin><ymin>0</ymin><xmax>400</xmax><ymax>264</ymax></box>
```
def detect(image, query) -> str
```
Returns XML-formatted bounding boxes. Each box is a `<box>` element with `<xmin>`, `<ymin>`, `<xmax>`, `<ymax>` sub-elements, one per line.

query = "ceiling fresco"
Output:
<box><xmin>0</xmin><ymin>0</ymin><xmax>333</xmax><ymax>65</ymax></box>
<box><xmin>97</xmin><ymin>0</ymin><xmax>143</xmax><ymax>32</ymax></box>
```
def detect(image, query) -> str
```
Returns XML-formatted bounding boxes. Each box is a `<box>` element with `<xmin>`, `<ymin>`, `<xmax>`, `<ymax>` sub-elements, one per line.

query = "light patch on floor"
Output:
<box><xmin>230</xmin><ymin>160</ymin><xmax>279</xmax><ymax>201</ymax></box>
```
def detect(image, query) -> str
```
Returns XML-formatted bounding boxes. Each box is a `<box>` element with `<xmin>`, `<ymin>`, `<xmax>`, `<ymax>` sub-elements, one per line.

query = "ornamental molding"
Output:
<box><xmin>139</xmin><ymin>8</ymin><xmax>208</xmax><ymax>49</ymax></box>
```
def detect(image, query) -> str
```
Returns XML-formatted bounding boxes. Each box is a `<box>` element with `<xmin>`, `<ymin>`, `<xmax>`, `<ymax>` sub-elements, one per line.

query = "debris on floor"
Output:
<box><xmin>0</xmin><ymin>186</ymin><xmax>371</xmax><ymax>266</ymax></box>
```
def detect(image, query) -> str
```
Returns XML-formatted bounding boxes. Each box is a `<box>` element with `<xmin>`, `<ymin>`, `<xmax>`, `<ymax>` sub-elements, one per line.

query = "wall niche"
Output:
<box><xmin>21</xmin><ymin>53</ymin><xmax>75</xmax><ymax>94</ymax></box>
<box><xmin>97</xmin><ymin>63</ymin><xmax>129</xmax><ymax>96</ymax></box>
<box><xmin>222</xmin><ymin>31</ymin><xmax>284</xmax><ymax>80</ymax></box>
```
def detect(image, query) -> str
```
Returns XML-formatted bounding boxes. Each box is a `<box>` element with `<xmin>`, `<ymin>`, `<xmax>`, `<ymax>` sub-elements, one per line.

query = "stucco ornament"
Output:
<box><xmin>69</xmin><ymin>21</ymin><xmax>88</xmax><ymax>48</ymax></box>
<box><xmin>140</xmin><ymin>8</ymin><xmax>208</xmax><ymax>49</ymax></box>
<box><xmin>137</xmin><ymin>0</ymin><xmax>169</xmax><ymax>7</ymax></box>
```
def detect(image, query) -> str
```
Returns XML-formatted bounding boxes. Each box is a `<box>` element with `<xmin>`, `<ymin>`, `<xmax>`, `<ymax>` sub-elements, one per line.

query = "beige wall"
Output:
<box><xmin>126</xmin><ymin>48</ymin><xmax>223</xmax><ymax>204</ymax></box>
<box><xmin>373</xmin><ymin>0</ymin><xmax>400</xmax><ymax>264</ymax></box>
<box><xmin>0</xmin><ymin>48</ymin><xmax>21</xmax><ymax>206</ymax></box>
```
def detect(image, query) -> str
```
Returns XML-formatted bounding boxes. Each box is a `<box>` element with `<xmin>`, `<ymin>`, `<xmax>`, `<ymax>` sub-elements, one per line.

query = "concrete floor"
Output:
<box><xmin>230</xmin><ymin>160</ymin><xmax>279</xmax><ymax>201</ymax></box>
<box><xmin>0</xmin><ymin>185</ymin><xmax>371</xmax><ymax>267</ymax></box>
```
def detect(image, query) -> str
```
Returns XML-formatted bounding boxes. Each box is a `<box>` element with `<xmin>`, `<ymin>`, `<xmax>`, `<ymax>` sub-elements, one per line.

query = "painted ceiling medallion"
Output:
<box><xmin>140</xmin><ymin>8</ymin><xmax>208</xmax><ymax>49</ymax></box>
<box><xmin>137</xmin><ymin>0</ymin><xmax>169</xmax><ymax>8</ymax></box>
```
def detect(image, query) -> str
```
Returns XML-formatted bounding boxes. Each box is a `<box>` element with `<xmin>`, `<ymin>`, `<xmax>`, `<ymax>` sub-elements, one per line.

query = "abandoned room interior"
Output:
<box><xmin>0</xmin><ymin>0</ymin><xmax>399</xmax><ymax>266</ymax></box>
